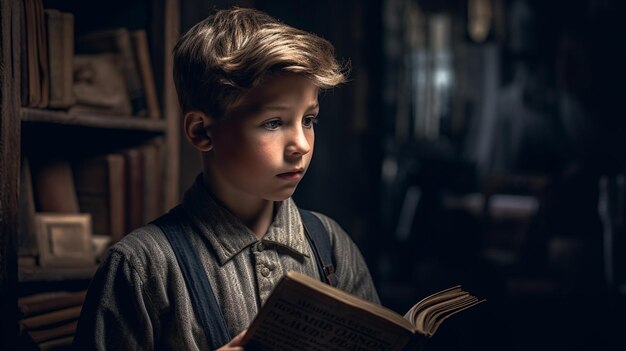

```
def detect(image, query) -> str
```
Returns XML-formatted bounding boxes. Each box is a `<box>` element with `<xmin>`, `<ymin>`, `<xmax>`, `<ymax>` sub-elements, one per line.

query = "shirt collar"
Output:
<box><xmin>181</xmin><ymin>174</ymin><xmax>310</xmax><ymax>265</ymax></box>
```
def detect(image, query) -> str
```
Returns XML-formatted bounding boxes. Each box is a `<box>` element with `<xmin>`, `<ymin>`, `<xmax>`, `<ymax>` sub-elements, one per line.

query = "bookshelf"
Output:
<box><xmin>0</xmin><ymin>0</ymin><xmax>180</xmax><ymax>348</ymax></box>
<box><xmin>21</xmin><ymin>107</ymin><xmax>168</xmax><ymax>131</ymax></box>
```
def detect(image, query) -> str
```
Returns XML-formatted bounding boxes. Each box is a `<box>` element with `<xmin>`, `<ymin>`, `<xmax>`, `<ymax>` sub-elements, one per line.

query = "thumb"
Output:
<box><xmin>227</xmin><ymin>329</ymin><xmax>247</xmax><ymax>346</ymax></box>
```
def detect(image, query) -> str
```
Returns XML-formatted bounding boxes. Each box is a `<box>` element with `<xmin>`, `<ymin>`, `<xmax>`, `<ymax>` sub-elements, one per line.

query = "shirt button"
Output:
<box><xmin>256</xmin><ymin>242</ymin><xmax>264</xmax><ymax>252</ymax></box>
<box><xmin>261</xmin><ymin>266</ymin><xmax>271</xmax><ymax>277</ymax></box>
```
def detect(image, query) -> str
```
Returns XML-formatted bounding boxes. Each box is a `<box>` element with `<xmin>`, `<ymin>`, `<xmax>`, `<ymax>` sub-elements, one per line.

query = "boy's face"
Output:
<box><xmin>207</xmin><ymin>74</ymin><xmax>319</xmax><ymax>203</ymax></box>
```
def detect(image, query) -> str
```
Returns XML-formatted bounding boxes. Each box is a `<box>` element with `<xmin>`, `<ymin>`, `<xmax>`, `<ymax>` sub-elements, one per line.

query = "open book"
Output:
<box><xmin>242</xmin><ymin>271</ymin><xmax>485</xmax><ymax>351</ymax></box>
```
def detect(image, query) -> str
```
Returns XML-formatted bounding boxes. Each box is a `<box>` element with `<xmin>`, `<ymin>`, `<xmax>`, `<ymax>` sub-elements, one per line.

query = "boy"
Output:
<box><xmin>74</xmin><ymin>7</ymin><xmax>379</xmax><ymax>350</ymax></box>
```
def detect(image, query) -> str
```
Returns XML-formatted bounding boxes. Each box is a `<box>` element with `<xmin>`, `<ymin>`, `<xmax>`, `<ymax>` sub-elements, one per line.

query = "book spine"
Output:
<box><xmin>107</xmin><ymin>154</ymin><xmax>127</xmax><ymax>243</ymax></box>
<box><xmin>38</xmin><ymin>335</ymin><xmax>74</xmax><ymax>351</ymax></box>
<box><xmin>141</xmin><ymin>143</ymin><xmax>160</xmax><ymax>223</ymax></box>
<box><xmin>61</xmin><ymin>12</ymin><xmax>76</xmax><ymax>107</ymax></box>
<box><xmin>31</xmin><ymin>158</ymin><xmax>80</xmax><ymax>213</ymax></box>
<box><xmin>28</xmin><ymin>320</ymin><xmax>78</xmax><ymax>343</ymax></box>
<box><xmin>34</xmin><ymin>0</ymin><xmax>48</xmax><ymax>108</ymax></box>
<box><xmin>45</xmin><ymin>9</ymin><xmax>63</xmax><ymax>108</ymax></box>
<box><xmin>131</xmin><ymin>30</ymin><xmax>161</xmax><ymax>119</ymax></box>
<box><xmin>18</xmin><ymin>290</ymin><xmax>86</xmax><ymax>317</ymax></box>
<box><xmin>114</xmin><ymin>29</ymin><xmax>148</xmax><ymax>117</ymax></box>
<box><xmin>73</xmin><ymin>153</ymin><xmax>127</xmax><ymax>242</ymax></box>
<box><xmin>20</xmin><ymin>0</ymin><xmax>29</xmax><ymax>106</ymax></box>
<box><xmin>19</xmin><ymin>305</ymin><xmax>82</xmax><ymax>330</ymax></box>
<box><xmin>123</xmin><ymin>148</ymin><xmax>144</xmax><ymax>233</ymax></box>
<box><xmin>19</xmin><ymin>157</ymin><xmax>39</xmax><ymax>256</ymax></box>
<box><xmin>24</xmin><ymin>0</ymin><xmax>41</xmax><ymax>107</ymax></box>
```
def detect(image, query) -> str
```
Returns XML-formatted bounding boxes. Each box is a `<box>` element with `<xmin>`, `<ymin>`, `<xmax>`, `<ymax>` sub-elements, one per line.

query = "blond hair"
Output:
<box><xmin>173</xmin><ymin>7</ymin><xmax>348</xmax><ymax>117</ymax></box>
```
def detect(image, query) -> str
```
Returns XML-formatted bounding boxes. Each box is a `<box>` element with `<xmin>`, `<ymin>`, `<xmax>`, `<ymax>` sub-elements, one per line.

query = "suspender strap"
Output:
<box><xmin>152</xmin><ymin>207</ymin><xmax>231</xmax><ymax>350</ymax></box>
<box><xmin>299</xmin><ymin>208</ymin><xmax>338</xmax><ymax>287</ymax></box>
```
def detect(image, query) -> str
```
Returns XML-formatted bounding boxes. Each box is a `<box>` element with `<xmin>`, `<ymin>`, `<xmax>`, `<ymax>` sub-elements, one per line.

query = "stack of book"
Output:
<box><xmin>18</xmin><ymin>290</ymin><xmax>87</xmax><ymax>350</ymax></box>
<box><xmin>19</xmin><ymin>138</ymin><xmax>166</xmax><ymax>269</ymax></box>
<box><xmin>21</xmin><ymin>0</ymin><xmax>160</xmax><ymax>119</ymax></box>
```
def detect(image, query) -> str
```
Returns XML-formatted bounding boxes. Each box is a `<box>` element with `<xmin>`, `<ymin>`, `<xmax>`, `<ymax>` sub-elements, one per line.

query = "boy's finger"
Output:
<box><xmin>227</xmin><ymin>329</ymin><xmax>247</xmax><ymax>346</ymax></box>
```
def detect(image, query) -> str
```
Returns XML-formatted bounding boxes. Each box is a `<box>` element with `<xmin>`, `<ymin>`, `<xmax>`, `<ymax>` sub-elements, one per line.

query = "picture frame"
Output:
<box><xmin>35</xmin><ymin>213</ymin><xmax>95</xmax><ymax>268</ymax></box>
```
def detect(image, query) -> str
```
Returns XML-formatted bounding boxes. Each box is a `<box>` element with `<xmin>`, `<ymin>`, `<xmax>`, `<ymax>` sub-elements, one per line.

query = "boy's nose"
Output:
<box><xmin>286</xmin><ymin>126</ymin><xmax>312</xmax><ymax>157</ymax></box>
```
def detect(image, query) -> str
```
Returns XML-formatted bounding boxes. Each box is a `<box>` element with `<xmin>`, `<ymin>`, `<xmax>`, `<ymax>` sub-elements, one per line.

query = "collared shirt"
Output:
<box><xmin>74</xmin><ymin>175</ymin><xmax>380</xmax><ymax>350</ymax></box>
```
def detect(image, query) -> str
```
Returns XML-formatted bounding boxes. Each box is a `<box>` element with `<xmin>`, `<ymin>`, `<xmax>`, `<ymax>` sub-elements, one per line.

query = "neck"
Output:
<box><xmin>242</xmin><ymin>203</ymin><xmax>275</xmax><ymax>240</ymax></box>
<box><xmin>202</xmin><ymin>172</ymin><xmax>275</xmax><ymax>240</ymax></box>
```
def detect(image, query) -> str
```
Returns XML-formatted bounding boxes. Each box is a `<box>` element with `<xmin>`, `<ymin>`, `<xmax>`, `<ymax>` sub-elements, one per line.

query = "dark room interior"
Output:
<box><xmin>1</xmin><ymin>0</ymin><xmax>625</xmax><ymax>350</ymax></box>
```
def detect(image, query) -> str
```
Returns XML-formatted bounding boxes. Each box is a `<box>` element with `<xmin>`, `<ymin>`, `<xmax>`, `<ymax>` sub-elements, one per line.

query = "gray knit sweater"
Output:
<box><xmin>74</xmin><ymin>175</ymin><xmax>380</xmax><ymax>350</ymax></box>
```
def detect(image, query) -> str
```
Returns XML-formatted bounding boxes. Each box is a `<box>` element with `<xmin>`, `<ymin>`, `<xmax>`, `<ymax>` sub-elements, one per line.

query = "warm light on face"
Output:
<box><xmin>206</xmin><ymin>74</ymin><xmax>320</xmax><ymax>203</ymax></box>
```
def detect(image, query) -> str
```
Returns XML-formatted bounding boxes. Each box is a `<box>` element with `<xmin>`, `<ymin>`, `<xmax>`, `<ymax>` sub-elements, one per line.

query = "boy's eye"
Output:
<box><xmin>263</xmin><ymin>119</ymin><xmax>282</xmax><ymax>130</ymax></box>
<box><xmin>302</xmin><ymin>115</ymin><xmax>318</xmax><ymax>128</ymax></box>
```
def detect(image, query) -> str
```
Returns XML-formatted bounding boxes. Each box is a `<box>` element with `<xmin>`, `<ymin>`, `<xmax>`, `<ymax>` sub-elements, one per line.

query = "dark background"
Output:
<box><xmin>178</xmin><ymin>0</ymin><xmax>626</xmax><ymax>350</ymax></box>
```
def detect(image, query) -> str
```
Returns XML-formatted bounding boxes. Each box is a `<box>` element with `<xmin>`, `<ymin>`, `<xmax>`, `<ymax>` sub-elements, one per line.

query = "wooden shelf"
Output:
<box><xmin>18</xmin><ymin>265</ymin><xmax>97</xmax><ymax>283</ymax></box>
<box><xmin>21</xmin><ymin>107</ymin><xmax>167</xmax><ymax>132</ymax></box>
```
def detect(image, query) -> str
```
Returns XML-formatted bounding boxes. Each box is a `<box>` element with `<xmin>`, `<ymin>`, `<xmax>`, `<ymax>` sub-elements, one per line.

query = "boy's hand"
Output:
<box><xmin>216</xmin><ymin>329</ymin><xmax>246</xmax><ymax>351</ymax></box>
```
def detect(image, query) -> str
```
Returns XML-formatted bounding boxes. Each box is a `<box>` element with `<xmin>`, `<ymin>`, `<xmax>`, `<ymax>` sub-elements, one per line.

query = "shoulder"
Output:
<box><xmin>102</xmin><ymin>223</ymin><xmax>174</xmax><ymax>281</ymax></box>
<box><xmin>304</xmin><ymin>210</ymin><xmax>381</xmax><ymax>303</ymax></box>
<box><xmin>110</xmin><ymin>223</ymin><xmax>170</xmax><ymax>260</ymax></box>
<box><xmin>303</xmin><ymin>210</ymin><xmax>362</xmax><ymax>262</ymax></box>
<box><xmin>305</xmin><ymin>210</ymin><xmax>349</xmax><ymax>245</ymax></box>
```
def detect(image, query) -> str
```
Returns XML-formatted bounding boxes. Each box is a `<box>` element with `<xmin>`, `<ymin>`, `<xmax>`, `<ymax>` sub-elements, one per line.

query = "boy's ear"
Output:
<box><xmin>183</xmin><ymin>110</ymin><xmax>214</xmax><ymax>152</ymax></box>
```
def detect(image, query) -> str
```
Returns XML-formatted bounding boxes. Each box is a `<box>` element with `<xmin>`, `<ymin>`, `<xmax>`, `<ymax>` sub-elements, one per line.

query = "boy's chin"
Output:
<box><xmin>267</xmin><ymin>188</ymin><xmax>298</xmax><ymax>202</ymax></box>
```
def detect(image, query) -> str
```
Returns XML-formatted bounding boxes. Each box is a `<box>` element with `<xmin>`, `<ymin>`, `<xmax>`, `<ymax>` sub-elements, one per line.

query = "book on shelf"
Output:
<box><xmin>153</xmin><ymin>137</ymin><xmax>166</xmax><ymax>214</ymax></box>
<box><xmin>17</xmin><ymin>289</ymin><xmax>86</xmax><ymax>350</ymax></box>
<box><xmin>241</xmin><ymin>271</ymin><xmax>485</xmax><ymax>351</ymax></box>
<box><xmin>131</xmin><ymin>29</ymin><xmax>161</xmax><ymax>120</ymax></box>
<box><xmin>27</xmin><ymin>320</ymin><xmax>78</xmax><ymax>344</ymax></box>
<box><xmin>34</xmin><ymin>0</ymin><xmax>49</xmax><ymax>108</ymax></box>
<box><xmin>77</xmin><ymin>27</ymin><xmax>148</xmax><ymax>117</ymax></box>
<box><xmin>140</xmin><ymin>141</ymin><xmax>162</xmax><ymax>223</ymax></box>
<box><xmin>19</xmin><ymin>305</ymin><xmax>82</xmax><ymax>331</ymax></box>
<box><xmin>18</xmin><ymin>290</ymin><xmax>87</xmax><ymax>318</ymax></box>
<box><xmin>122</xmin><ymin>148</ymin><xmax>145</xmax><ymax>233</ymax></box>
<box><xmin>73</xmin><ymin>153</ymin><xmax>126</xmax><ymax>243</ymax></box>
<box><xmin>22</xmin><ymin>0</ymin><xmax>46</xmax><ymax>108</ymax></box>
<box><xmin>71</xmin><ymin>53</ymin><xmax>133</xmax><ymax>116</ymax></box>
<box><xmin>38</xmin><ymin>335</ymin><xmax>74</xmax><ymax>351</ymax></box>
<box><xmin>30</xmin><ymin>158</ymin><xmax>80</xmax><ymax>213</ymax></box>
<box><xmin>44</xmin><ymin>9</ymin><xmax>75</xmax><ymax>109</ymax></box>
<box><xmin>18</xmin><ymin>265</ymin><xmax>98</xmax><ymax>283</ymax></box>
<box><xmin>20</xmin><ymin>0</ymin><xmax>31</xmax><ymax>106</ymax></box>
<box><xmin>19</xmin><ymin>157</ymin><xmax>39</xmax><ymax>257</ymax></box>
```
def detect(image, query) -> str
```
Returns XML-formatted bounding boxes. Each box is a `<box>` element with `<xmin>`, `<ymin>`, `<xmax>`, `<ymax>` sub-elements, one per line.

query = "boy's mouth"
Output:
<box><xmin>277</xmin><ymin>169</ymin><xmax>304</xmax><ymax>180</ymax></box>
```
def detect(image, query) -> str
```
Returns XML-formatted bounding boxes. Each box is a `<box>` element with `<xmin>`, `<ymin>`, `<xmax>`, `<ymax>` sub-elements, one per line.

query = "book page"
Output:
<box><xmin>243</xmin><ymin>272</ymin><xmax>415</xmax><ymax>351</ymax></box>
<box><xmin>403</xmin><ymin>286</ymin><xmax>485</xmax><ymax>335</ymax></box>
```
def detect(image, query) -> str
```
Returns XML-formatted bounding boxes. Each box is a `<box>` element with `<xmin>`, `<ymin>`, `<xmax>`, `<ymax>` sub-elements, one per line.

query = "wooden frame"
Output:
<box><xmin>35</xmin><ymin>213</ymin><xmax>94</xmax><ymax>268</ymax></box>
<box><xmin>1</xmin><ymin>0</ymin><xmax>22</xmax><ymax>345</ymax></box>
